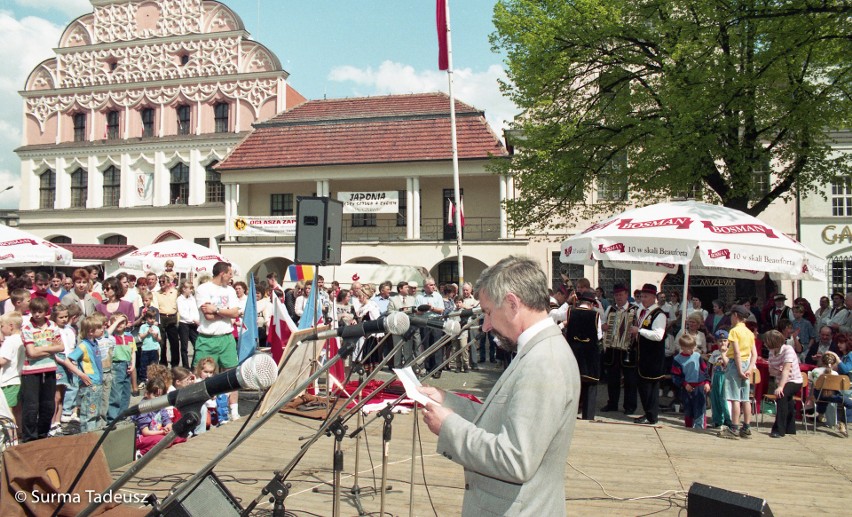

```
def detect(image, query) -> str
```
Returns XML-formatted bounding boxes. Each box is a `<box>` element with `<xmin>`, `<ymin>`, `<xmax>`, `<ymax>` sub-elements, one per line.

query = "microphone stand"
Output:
<box><xmin>310</xmin><ymin>335</ymin><xmax>392</xmax><ymax>517</ymax></box>
<box><xmin>77</xmin><ymin>410</ymin><xmax>199</xmax><ymax>517</ymax></box>
<box><xmin>346</xmin><ymin>316</ymin><xmax>481</xmax><ymax>515</ymax></box>
<box><xmin>153</xmin><ymin>339</ymin><xmax>360</xmax><ymax>516</ymax></box>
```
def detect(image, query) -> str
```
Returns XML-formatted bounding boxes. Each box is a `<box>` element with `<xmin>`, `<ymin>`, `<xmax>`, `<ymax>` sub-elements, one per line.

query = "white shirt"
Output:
<box><xmin>195</xmin><ymin>282</ymin><xmax>238</xmax><ymax>336</ymax></box>
<box><xmin>516</xmin><ymin>316</ymin><xmax>557</xmax><ymax>356</ymax></box>
<box><xmin>637</xmin><ymin>303</ymin><xmax>667</xmax><ymax>342</ymax></box>
<box><xmin>549</xmin><ymin>302</ymin><xmax>570</xmax><ymax>323</ymax></box>
<box><xmin>0</xmin><ymin>334</ymin><xmax>24</xmax><ymax>386</ymax></box>
<box><xmin>177</xmin><ymin>294</ymin><xmax>200</xmax><ymax>324</ymax></box>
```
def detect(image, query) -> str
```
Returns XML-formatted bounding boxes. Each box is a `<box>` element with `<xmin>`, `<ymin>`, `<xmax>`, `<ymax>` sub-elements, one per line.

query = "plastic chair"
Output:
<box><xmin>749</xmin><ymin>369</ymin><xmax>761</xmax><ymax>429</ymax></box>
<box><xmin>812</xmin><ymin>374</ymin><xmax>851</xmax><ymax>437</ymax></box>
<box><xmin>760</xmin><ymin>374</ymin><xmax>808</xmax><ymax>432</ymax></box>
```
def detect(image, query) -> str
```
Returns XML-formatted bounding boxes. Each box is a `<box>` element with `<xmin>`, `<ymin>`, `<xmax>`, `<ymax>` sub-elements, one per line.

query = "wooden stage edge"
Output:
<box><xmin>111</xmin><ymin>401</ymin><xmax>852</xmax><ymax>516</ymax></box>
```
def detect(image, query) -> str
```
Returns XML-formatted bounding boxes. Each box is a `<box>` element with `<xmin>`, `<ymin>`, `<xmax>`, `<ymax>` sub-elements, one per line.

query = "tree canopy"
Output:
<box><xmin>490</xmin><ymin>0</ymin><xmax>852</xmax><ymax>230</ymax></box>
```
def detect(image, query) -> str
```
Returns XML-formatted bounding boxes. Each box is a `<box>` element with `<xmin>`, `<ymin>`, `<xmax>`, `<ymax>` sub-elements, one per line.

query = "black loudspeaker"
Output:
<box><xmin>688</xmin><ymin>483</ymin><xmax>774</xmax><ymax>517</ymax></box>
<box><xmin>159</xmin><ymin>473</ymin><xmax>242</xmax><ymax>516</ymax></box>
<box><xmin>295</xmin><ymin>196</ymin><xmax>343</xmax><ymax>266</ymax></box>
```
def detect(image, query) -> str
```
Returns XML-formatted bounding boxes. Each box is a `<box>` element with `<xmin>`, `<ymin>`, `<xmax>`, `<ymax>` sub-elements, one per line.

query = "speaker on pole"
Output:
<box><xmin>688</xmin><ymin>483</ymin><xmax>773</xmax><ymax>517</ymax></box>
<box><xmin>295</xmin><ymin>197</ymin><xmax>343</xmax><ymax>266</ymax></box>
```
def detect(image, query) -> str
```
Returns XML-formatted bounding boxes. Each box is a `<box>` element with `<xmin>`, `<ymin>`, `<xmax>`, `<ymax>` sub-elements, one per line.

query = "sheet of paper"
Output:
<box><xmin>393</xmin><ymin>366</ymin><xmax>439</xmax><ymax>407</ymax></box>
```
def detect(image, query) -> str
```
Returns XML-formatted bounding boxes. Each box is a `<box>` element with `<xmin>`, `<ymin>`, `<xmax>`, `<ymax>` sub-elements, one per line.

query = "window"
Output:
<box><xmin>73</xmin><ymin>113</ymin><xmax>86</xmax><ymax>142</ymax></box>
<box><xmin>176</xmin><ymin>105</ymin><xmax>190</xmax><ymax>135</ymax></box>
<box><xmin>831</xmin><ymin>256</ymin><xmax>852</xmax><ymax>295</ymax></box>
<box><xmin>48</xmin><ymin>236</ymin><xmax>71</xmax><ymax>244</ymax></box>
<box><xmin>194</xmin><ymin>238</ymin><xmax>210</xmax><ymax>247</ymax></box>
<box><xmin>180</xmin><ymin>54</ymin><xmax>190</xmax><ymax>66</ymax></box>
<box><xmin>214</xmin><ymin>103</ymin><xmax>229</xmax><ymax>133</ymax></box>
<box><xmin>205</xmin><ymin>161</ymin><xmax>224</xmax><ymax>203</ymax></box>
<box><xmin>597</xmin><ymin>151</ymin><xmax>628</xmax><ymax>202</ymax></box>
<box><xmin>103</xmin><ymin>235</ymin><xmax>127</xmax><ymax>245</ymax></box>
<box><xmin>270</xmin><ymin>194</ymin><xmax>293</xmax><ymax>216</ymax></box>
<box><xmin>351</xmin><ymin>213</ymin><xmax>376</xmax><ymax>227</ymax></box>
<box><xmin>70</xmin><ymin>168</ymin><xmax>87</xmax><ymax>208</ymax></box>
<box><xmin>103</xmin><ymin>165</ymin><xmax>120</xmax><ymax>207</ymax></box>
<box><xmin>141</xmin><ymin>108</ymin><xmax>155</xmax><ymax>137</ymax></box>
<box><xmin>438</xmin><ymin>261</ymin><xmax>459</xmax><ymax>285</ymax></box>
<box><xmin>39</xmin><ymin>170</ymin><xmax>55</xmax><ymax>209</ymax></box>
<box><xmin>397</xmin><ymin>189</ymin><xmax>407</xmax><ymax>227</ymax></box>
<box><xmin>106</xmin><ymin>110</ymin><xmax>119</xmax><ymax>140</ymax></box>
<box><xmin>831</xmin><ymin>176</ymin><xmax>852</xmax><ymax>217</ymax></box>
<box><xmin>751</xmin><ymin>157</ymin><xmax>771</xmax><ymax>200</ymax></box>
<box><xmin>443</xmin><ymin>188</ymin><xmax>463</xmax><ymax>240</ymax></box>
<box><xmin>597</xmin><ymin>263</ymin><xmax>631</xmax><ymax>301</ymax></box>
<box><xmin>170</xmin><ymin>163</ymin><xmax>189</xmax><ymax>205</ymax></box>
<box><xmin>551</xmin><ymin>252</ymin><xmax>584</xmax><ymax>292</ymax></box>
<box><xmin>672</xmin><ymin>182</ymin><xmax>703</xmax><ymax>201</ymax></box>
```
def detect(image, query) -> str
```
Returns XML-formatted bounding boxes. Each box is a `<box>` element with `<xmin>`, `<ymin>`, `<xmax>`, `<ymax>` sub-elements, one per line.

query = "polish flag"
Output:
<box><xmin>437</xmin><ymin>0</ymin><xmax>449</xmax><ymax>70</ymax></box>
<box><xmin>268</xmin><ymin>294</ymin><xmax>297</xmax><ymax>365</ymax></box>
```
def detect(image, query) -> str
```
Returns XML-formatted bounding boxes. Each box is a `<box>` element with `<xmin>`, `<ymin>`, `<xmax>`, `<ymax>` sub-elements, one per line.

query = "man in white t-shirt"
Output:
<box><xmin>194</xmin><ymin>261</ymin><xmax>241</xmax><ymax>420</ymax></box>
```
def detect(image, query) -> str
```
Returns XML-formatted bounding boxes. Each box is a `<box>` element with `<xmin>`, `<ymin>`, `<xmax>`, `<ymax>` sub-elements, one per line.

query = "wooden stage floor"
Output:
<box><xmin>113</xmin><ymin>372</ymin><xmax>852</xmax><ymax>516</ymax></box>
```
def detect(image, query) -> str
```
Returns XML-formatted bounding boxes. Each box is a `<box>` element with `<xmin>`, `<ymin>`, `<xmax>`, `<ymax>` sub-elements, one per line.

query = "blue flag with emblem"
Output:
<box><xmin>298</xmin><ymin>276</ymin><xmax>323</xmax><ymax>330</ymax></box>
<box><xmin>237</xmin><ymin>275</ymin><xmax>258</xmax><ymax>364</ymax></box>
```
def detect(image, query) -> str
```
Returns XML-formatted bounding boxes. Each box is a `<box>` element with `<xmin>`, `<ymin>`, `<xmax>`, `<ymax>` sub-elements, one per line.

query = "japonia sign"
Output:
<box><xmin>336</xmin><ymin>191</ymin><xmax>399</xmax><ymax>214</ymax></box>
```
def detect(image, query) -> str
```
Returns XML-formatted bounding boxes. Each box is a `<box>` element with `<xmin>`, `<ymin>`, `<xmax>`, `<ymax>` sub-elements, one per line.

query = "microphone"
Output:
<box><xmin>445</xmin><ymin>307</ymin><xmax>482</xmax><ymax>319</ymax></box>
<box><xmin>126</xmin><ymin>354</ymin><xmax>278</xmax><ymax>416</ymax></box>
<box><xmin>300</xmin><ymin>312</ymin><xmax>410</xmax><ymax>341</ymax></box>
<box><xmin>407</xmin><ymin>315</ymin><xmax>462</xmax><ymax>336</ymax></box>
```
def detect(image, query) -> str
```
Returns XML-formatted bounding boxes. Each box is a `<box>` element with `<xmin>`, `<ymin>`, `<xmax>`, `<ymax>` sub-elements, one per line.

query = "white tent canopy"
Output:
<box><xmin>560</xmin><ymin>201</ymin><xmax>826</xmax><ymax>282</ymax></box>
<box><xmin>0</xmin><ymin>225</ymin><xmax>73</xmax><ymax>267</ymax></box>
<box><xmin>117</xmin><ymin>239</ymin><xmax>236</xmax><ymax>275</ymax></box>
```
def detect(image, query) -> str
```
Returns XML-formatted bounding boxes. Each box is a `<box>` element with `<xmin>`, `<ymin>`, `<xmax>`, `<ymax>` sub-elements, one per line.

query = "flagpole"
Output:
<box><xmin>443</xmin><ymin>0</ymin><xmax>464</xmax><ymax>285</ymax></box>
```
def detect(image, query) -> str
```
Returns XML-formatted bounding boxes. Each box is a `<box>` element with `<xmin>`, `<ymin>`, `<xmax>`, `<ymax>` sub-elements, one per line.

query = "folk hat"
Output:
<box><xmin>640</xmin><ymin>283</ymin><xmax>657</xmax><ymax>296</ymax></box>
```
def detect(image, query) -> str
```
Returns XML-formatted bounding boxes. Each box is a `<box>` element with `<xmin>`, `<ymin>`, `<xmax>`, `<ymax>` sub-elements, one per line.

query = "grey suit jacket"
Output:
<box><xmin>61</xmin><ymin>291</ymin><xmax>98</xmax><ymax>317</ymax></box>
<box><xmin>437</xmin><ymin>322</ymin><xmax>580</xmax><ymax>516</ymax></box>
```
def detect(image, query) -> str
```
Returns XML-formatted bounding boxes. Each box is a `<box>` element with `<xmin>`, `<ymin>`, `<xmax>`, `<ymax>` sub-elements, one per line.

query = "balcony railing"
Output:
<box><xmin>232</xmin><ymin>217</ymin><xmax>501</xmax><ymax>243</ymax></box>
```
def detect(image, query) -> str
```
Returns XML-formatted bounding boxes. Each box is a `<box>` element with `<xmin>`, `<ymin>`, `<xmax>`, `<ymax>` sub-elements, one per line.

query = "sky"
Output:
<box><xmin>0</xmin><ymin>0</ymin><xmax>518</xmax><ymax>210</ymax></box>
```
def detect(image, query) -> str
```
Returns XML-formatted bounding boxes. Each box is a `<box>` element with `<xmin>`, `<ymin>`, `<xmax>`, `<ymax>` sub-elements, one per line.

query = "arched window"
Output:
<box><xmin>70</xmin><ymin>168</ymin><xmax>87</xmax><ymax>208</ymax></box>
<box><xmin>103</xmin><ymin>234</ymin><xmax>127</xmax><ymax>245</ymax></box>
<box><xmin>48</xmin><ymin>235</ymin><xmax>71</xmax><ymax>244</ymax></box>
<box><xmin>39</xmin><ymin>170</ymin><xmax>56</xmax><ymax>209</ymax></box>
<box><xmin>205</xmin><ymin>161</ymin><xmax>224</xmax><ymax>203</ymax></box>
<box><xmin>170</xmin><ymin>162</ymin><xmax>189</xmax><ymax>205</ymax></box>
<box><xmin>103</xmin><ymin>165</ymin><xmax>120</xmax><ymax>207</ymax></box>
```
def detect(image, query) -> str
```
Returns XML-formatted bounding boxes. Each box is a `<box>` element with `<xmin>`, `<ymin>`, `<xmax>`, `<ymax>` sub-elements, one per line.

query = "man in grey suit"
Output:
<box><xmin>420</xmin><ymin>256</ymin><xmax>580</xmax><ymax>516</ymax></box>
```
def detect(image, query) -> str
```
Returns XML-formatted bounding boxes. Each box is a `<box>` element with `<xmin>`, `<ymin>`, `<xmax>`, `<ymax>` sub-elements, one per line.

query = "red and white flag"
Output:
<box><xmin>436</xmin><ymin>0</ymin><xmax>449</xmax><ymax>70</ymax></box>
<box><xmin>268</xmin><ymin>294</ymin><xmax>297</xmax><ymax>365</ymax></box>
<box><xmin>447</xmin><ymin>199</ymin><xmax>465</xmax><ymax>227</ymax></box>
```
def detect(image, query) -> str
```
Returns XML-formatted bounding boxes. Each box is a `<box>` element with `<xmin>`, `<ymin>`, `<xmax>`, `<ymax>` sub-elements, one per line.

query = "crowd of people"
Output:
<box><xmin>2</xmin><ymin>261</ymin><xmax>851</xmax><ymax>459</ymax></box>
<box><xmin>548</xmin><ymin>281</ymin><xmax>852</xmax><ymax>438</ymax></box>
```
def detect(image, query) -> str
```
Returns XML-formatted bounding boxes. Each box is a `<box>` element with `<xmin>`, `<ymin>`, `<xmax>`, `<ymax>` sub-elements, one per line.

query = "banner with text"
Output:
<box><xmin>231</xmin><ymin>215</ymin><xmax>297</xmax><ymax>236</ymax></box>
<box><xmin>337</xmin><ymin>191</ymin><xmax>399</xmax><ymax>214</ymax></box>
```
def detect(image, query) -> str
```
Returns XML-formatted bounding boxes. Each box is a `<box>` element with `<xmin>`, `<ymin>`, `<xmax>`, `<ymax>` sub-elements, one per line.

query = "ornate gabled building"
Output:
<box><xmin>16</xmin><ymin>0</ymin><xmax>304</xmax><ymax>248</ymax></box>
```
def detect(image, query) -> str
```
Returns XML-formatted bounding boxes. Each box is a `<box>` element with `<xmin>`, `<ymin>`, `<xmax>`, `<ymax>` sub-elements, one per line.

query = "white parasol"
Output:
<box><xmin>560</xmin><ymin>201</ymin><xmax>826</xmax><ymax>326</ymax></box>
<box><xmin>117</xmin><ymin>239</ymin><xmax>237</xmax><ymax>275</ymax></box>
<box><xmin>0</xmin><ymin>225</ymin><xmax>73</xmax><ymax>266</ymax></box>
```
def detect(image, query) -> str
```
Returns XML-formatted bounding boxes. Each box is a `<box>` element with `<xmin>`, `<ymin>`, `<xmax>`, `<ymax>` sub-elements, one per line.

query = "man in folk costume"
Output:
<box><xmin>630</xmin><ymin>284</ymin><xmax>667</xmax><ymax>424</ymax></box>
<box><xmin>564</xmin><ymin>292</ymin><xmax>603</xmax><ymax>420</ymax></box>
<box><xmin>769</xmin><ymin>294</ymin><xmax>793</xmax><ymax>331</ymax></box>
<box><xmin>601</xmin><ymin>283</ymin><xmax>639</xmax><ymax>415</ymax></box>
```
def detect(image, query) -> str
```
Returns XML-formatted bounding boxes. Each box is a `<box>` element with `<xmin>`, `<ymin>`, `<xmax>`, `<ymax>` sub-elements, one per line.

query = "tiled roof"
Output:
<box><xmin>58</xmin><ymin>244</ymin><xmax>136</xmax><ymax>261</ymax></box>
<box><xmin>217</xmin><ymin>92</ymin><xmax>508</xmax><ymax>170</ymax></box>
